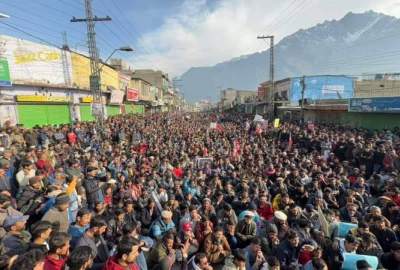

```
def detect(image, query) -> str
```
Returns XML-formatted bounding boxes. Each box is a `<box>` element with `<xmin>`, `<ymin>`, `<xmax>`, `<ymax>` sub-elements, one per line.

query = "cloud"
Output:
<box><xmin>132</xmin><ymin>0</ymin><xmax>399</xmax><ymax>76</ymax></box>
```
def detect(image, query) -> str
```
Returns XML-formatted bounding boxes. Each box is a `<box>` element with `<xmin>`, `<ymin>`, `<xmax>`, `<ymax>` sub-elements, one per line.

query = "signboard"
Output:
<box><xmin>290</xmin><ymin>75</ymin><xmax>354</xmax><ymax>105</ymax></box>
<box><xmin>91</xmin><ymin>103</ymin><xmax>103</xmax><ymax>116</ymax></box>
<box><xmin>126</xmin><ymin>88</ymin><xmax>139</xmax><ymax>101</ymax></box>
<box><xmin>342</xmin><ymin>253</ymin><xmax>378</xmax><ymax>270</ymax></box>
<box><xmin>0</xmin><ymin>58</ymin><xmax>11</xmax><ymax>86</ymax></box>
<box><xmin>349</xmin><ymin>97</ymin><xmax>400</xmax><ymax>113</ymax></box>
<box><xmin>273</xmin><ymin>118</ymin><xmax>280</xmax><ymax>128</ymax></box>
<box><xmin>109</xmin><ymin>90</ymin><xmax>124</xmax><ymax>104</ymax></box>
<box><xmin>0</xmin><ymin>35</ymin><xmax>71</xmax><ymax>86</ymax></box>
<box><xmin>81</xmin><ymin>96</ymin><xmax>93</xmax><ymax>103</ymax></box>
<box><xmin>16</xmin><ymin>95</ymin><xmax>69</xmax><ymax>102</ymax></box>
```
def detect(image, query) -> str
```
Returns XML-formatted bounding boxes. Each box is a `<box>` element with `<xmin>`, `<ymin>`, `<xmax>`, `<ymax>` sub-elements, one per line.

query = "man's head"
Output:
<box><xmin>194</xmin><ymin>253</ymin><xmax>210</xmax><ymax>270</ymax></box>
<box><xmin>116</xmin><ymin>236</ymin><xmax>142</xmax><ymax>265</ymax></box>
<box><xmin>161</xmin><ymin>210</ymin><xmax>173</xmax><ymax>224</ymax></box>
<box><xmin>344</xmin><ymin>234</ymin><xmax>360</xmax><ymax>253</ymax></box>
<box><xmin>4</xmin><ymin>214</ymin><xmax>29</xmax><ymax>233</ymax></box>
<box><xmin>390</xmin><ymin>241</ymin><xmax>400</xmax><ymax>262</ymax></box>
<box><xmin>250</xmin><ymin>238</ymin><xmax>261</xmax><ymax>254</ymax></box>
<box><xmin>48</xmin><ymin>232</ymin><xmax>71</xmax><ymax>257</ymax></box>
<box><xmin>9</xmin><ymin>249</ymin><xmax>45</xmax><ymax>270</ymax></box>
<box><xmin>232</xmin><ymin>250</ymin><xmax>246</xmax><ymax>269</ymax></box>
<box><xmin>29</xmin><ymin>176</ymin><xmax>42</xmax><ymax>190</ymax></box>
<box><xmin>55</xmin><ymin>193</ymin><xmax>70</xmax><ymax>212</ymax></box>
<box><xmin>66</xmin><ymin>246</ymin><xmax>94</xmax><ymax>270</ymax></box>
<box><xmin>162</xmin><ymin>233</ymin><xmax>175</xmax><ymax>250</ymax></box>
<box><xmin>287</xmin><ymin>230</ymin><xmax>300</xmax><ymax>248</ymax></box>
<box><xmin>356</xmin><ymin>259</ymin><xmax>373</xmax><ymax>270</ymax></box>
<box><xmin>89</xmin><ymin>218</ymin><xmax>108</xmax><ymax>236</ymax></box>
<box><xmin>76</xmin><ymin>208</ymin><xmax>92</xmax><ymax>227</ymax></box>
<box><xmin>31</xmin><ymin>221</ymin><xmax>53</xmax><ymax>241</ymax></box>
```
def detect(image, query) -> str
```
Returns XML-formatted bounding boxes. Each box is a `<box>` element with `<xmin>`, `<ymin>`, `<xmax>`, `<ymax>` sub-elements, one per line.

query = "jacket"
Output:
<box><xmin>235</xmin><ymin>220</ymin><xmax>256</xmax><ymax>243</ymax></box>
<box><xmin>42</xmin><ymin>207</ymin><xmax>69</xmax><ymax>233</ymax></box>
<box><xmin>103</xmin><ymin>256</ymin><xmax>139</xmax><ymax>270</ymax></box>
<box><xmin>1</xmin><ymin>232</ymin><xmax>29</xmax><ymax>255</ymax></box>
<box><xmin>150</xmin><ymin>218</ymin><xmax>176</xmax><ymax>239</ymax></box>
<box><xmin>203</xmin><ymin>234</ymin><xmax>231</xmax><ymax>265</ymax></box>
<box><xmin>276</xmin><ymin>240</ymin><xmax>300</xmax><ymax>270</ymax></box>
<box><xmin>17</xmin><ymin>186</ymin><xmax>43</xmax><ymax>215</ymax></box>
<box><xmin>84</xmin><ymin>177</ymin><xmax>104</xmax><ymax>206</ymax></box>
<box><xmin>43</xmin><ymin>255</ymin><xmax>67</xmax><ymax>270</ymax></box>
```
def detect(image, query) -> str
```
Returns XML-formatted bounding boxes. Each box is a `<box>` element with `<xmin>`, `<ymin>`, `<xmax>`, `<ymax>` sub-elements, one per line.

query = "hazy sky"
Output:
<box><xmin>1</xmin><ymin>0</ymin><xmax>400</xmax><ymax>76</ymax></box>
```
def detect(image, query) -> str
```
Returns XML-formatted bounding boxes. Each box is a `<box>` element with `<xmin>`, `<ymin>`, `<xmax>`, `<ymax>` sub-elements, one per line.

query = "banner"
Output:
<box><xmin>0</xmin><ymin>58</ymin><xmax>11</xmax><ymax>86</ymax></box>
<box><xmin>349</xmin><ymin>97</ymin><xmax>400</xmax><ymax>113</ymax></box>
<box><xmin>126</xmin><ymin>88</ymin><xmax>139</xmax><ymax>101</ymax></box>
<box><xmin>273</xmin><ymin>118</ymin><xmax>280</xmax><ymax>128</ymax></box>
<box><xmin>253</xmin><ymin>114</ymin><xmax>264</xmax><ymax>122</ymax></box>
<box><xmin>109</xmin><ymin>90</ymin><xmax>124</xmax><ymax>104</ymax></box>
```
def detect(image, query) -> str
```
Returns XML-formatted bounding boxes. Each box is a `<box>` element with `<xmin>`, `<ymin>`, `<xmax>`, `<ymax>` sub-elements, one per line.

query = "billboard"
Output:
<box><xmin>290</xmin><ymin>75</ymin><xmax>354</xmax><ymax>105</ymax></box>
<box><xmin>0</xmin><ymin>35</ymin><xmax>71</xmax><ymax>86</ymax></box>
<box><xmin>71</xmin><ymin>52</ymin><xmax>119</xmax><ymax>91</ymax></box>
<box><xmin>349</xmin><ymin>97</ymin><xmax>400</xmax><ymax>113</ymax></box>
<box><xmin>110</xmin><ymin>90</ymin><xmax>124</xmax><ymax>104</ymax></box>
<box><xmin>126</xmin><ymin>89</ymin><xmax>139</xmax><ymax>101</ymax></box>
<box><xmin>0</xmin><ymin>58</ymin><xmax>11</xmax><ymax>86</ymax></box>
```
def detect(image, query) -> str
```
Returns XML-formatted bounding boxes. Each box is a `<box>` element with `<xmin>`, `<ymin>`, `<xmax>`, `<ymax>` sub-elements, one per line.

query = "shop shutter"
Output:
<box><xmin>80</xmin><ymin>105</ymin><xmax>94</xmax><ymax>122</ymax></box>
<box><xmin>107</xmin><ymin>105</ymin><xmax>120</xmax><ymax>116</ymax></box>
<box><xmin>18</xmin><ymin>105</ymin><xmax>48</xmax><ymax>128</ymax></box>
<box><xmin>46</xmin><ymin>105</ymin><xmax>70</xmax><ymax>125</ymax></box>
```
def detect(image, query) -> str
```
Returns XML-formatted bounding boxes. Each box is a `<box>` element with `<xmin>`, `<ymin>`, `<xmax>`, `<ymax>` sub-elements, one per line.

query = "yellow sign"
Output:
<box><xmin>17</xmin><ymin>95</ymin><xmax>68</xmax><ymax>102</ymax></box>
<box><xmin>71</xmin><ymin>53</ymin><xmax>119</xmax><ymax>91</ymax></box>
<box><xmin>274</xmin><ymin>118</ymin><xmax>280</xmax><ymax>128</ymax></box>
<box><xmin>81</xmin><ymin>96</ymin><xmax>93</xmax><ymax>103</ymax></box>
<box><xmin>14</xmin><ymin>51</ymin><xmax>60</xmax><ymax>64</ymax></box>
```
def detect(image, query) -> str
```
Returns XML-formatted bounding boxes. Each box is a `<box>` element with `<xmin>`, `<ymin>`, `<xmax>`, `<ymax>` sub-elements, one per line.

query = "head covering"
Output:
<box><xmin>266</xmin><ymin>223</ymin><xmax>278</xmax><ymax>234</ymax></box>
<box><xmin>182</xmin><ymin>222</ymin><xmax>192</xmax><ymax>232</ymax></box>
<box><xmin>55</xmin><ymin>193</ymin><xmax>70</xmax><ymax>206</ymax></box>
<box><xmin>161</xmin><ymin>210</ymin><xmax>173</xmax><ymax>219</ymax></box>
<box><xmin>243</xmin><ymin>210</ymin><xmax>255</xmax><ymax>218</ymax></box>
<box><xmin>274</xmin><ymin>211</ymin><xmax>287</xmax><ymax>221</ymax></box>
<box><xmin>4</xmin><ymin>214</ymin><xmax>29</xmax><ymax>228</ymax></box>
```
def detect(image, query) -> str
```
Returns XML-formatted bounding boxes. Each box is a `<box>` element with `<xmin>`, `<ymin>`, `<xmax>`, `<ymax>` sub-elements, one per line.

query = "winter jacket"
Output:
<box><xmin>42</xmin><ymin>208</ymin><xmax>69</xmax><ymax>233</ymax></box>
<box><xmin>43</xmin><ymin>255</ymin><xmax>67</xmax><ymax>270</ymax></box>
<box><xmin>84</xmin><ymin>177</ymin><xmax>104</xmax><ymax>207</ymax></box>
<box><xmin>17</xmin><ymin>186</ymin><xmax>43</xmax><ymax>215</ymax></box>
<box><xmin>103</xmin><ymin>256</ymin><xmax>139</xmax><ymax>270</ymax></box>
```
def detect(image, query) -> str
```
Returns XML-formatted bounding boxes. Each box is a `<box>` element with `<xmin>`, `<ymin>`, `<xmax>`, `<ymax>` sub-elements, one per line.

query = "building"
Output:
<box><xmin>355</xmin><ymin>79</ymin><xmax>400</xmax><ymax>98</ymax></box>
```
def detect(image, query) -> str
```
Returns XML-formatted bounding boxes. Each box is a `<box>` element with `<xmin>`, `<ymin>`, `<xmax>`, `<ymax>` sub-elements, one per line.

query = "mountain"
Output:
<box><xmin>179</xmin><ymin>11</ymin><xmax>400</xmax><ymax>102</ymax></box>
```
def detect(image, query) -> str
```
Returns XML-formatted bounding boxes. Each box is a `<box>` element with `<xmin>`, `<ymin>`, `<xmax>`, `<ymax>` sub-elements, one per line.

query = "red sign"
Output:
<box><xmin>126</xmin><ymin>89</ymin><xmax>139</xmax><ymax>101</ymax></box>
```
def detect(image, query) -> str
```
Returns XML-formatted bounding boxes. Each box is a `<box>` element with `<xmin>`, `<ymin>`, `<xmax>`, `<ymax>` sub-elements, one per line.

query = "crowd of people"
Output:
<box><xmin>0</xmin><ymin>112</ymin><xmax>399</xmax><ymax>270</ymax></box>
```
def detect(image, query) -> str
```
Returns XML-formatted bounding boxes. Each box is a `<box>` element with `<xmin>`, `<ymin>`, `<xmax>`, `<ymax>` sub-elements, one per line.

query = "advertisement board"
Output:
<box><xmin>0</xmin><ymin>35</ymin><xmax>71</xmax><ymax>86</ymax></box>
<box><xmin>110</xmin><ymin>90</ymin><xmax>124</xmax><ymax>104</ymax></box>
<box><xmin>349</xmin><ymin>96</ymin><xmax>400</xmax><ymax>113</ymax></box>
<box><xmin>0</xmin><ymin>58</ymin><xmax>11</xmax><ymax>86</ymax></box>
<box><xmin>290</xmin><ymin>75</ymin><xmax>354</xmax><ymax>105</ymax></box>
<box><xmin>126</xmin><ymin>88</ymin><xmax>139</xmax><ymax>101</ymax></box>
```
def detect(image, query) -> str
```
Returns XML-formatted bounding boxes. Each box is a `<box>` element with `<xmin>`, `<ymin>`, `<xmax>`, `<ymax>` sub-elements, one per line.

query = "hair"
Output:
<box><xmin>76</xmin><ymin>208</ymin><xmax>91</xmax><ymax>218</ymax></box>
<box><xmin>266</xmin><ymin>256</ymin><xmax>280</xmax><ymax>267</ymax></box>
<box><xmin>66</xmin><ymin>246</ymin><xmax>93</xmax><ymax>270</ymax></box>
<box><xmin>114</xmin><ymin>208</ymin><xmax>125</xmax><ymax>216</ymax></box>
<box><xmin>232</xmin><ymin>249</ymin><xmax>246</xmax><ymax>263</ymax></box>
<box><xmin>9</xmin><ymin>250</ymin><xmax>46</xmax><ymax>270</ymax></box>
<box><xmin>90</xmin><ymin>217</ymin><xmax>107</xmax><ymax>229</ymax></box>
<box><xmin>287</xmin><ymin>230</ymin><xmax>298</xmax><ymax>240</ymax></box>
<box><xmin>214</xmin><ymin>226</ymin><xmax>224</xmax><ymax>233</ymax></box>
<box><xmin>48</xmin><ymin>232</ymin><xmax>70</xmax><ymax>253</ymax></box>
<box><xmin>116</xmin><ymin>236</ymin><xmax>140</xmax><ymax>259</ymax></box>
<box><xmin>312</xmin><ymin>258</ymin><xmax>328</xmax><ymax>270</ymax></box>
<box><xmin>122</xmin><ymin>221</ymin><xmax>139</xmax><ymax>235</ymax></box>
<box><xmin>194</xmin><ymin>253</ymin><xmax>207</xmax><ymax>265</ymax></box>
<box><xmin>31</xmin><ymin>221</ymin><xmax>53</xmax><ymax>239</ymax></box>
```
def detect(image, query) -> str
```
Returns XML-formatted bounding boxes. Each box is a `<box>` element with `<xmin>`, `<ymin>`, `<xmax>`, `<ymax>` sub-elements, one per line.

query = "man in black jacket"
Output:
<box><xmin>381</xmin><ymin>241</ymin><xmax>400</xmax><ymax>270</ymax></box>
<box><xmin>83</xmin><ymin>167</ymin><xmax>103</xmax><ymax>209</ymax></box>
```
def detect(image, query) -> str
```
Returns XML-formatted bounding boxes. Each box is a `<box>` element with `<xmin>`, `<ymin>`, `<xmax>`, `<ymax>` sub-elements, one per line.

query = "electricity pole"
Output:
<box><xmin>71</xmin><ymin>0</ymin><xmax>111</xmax><ymax>128</ymax></box>
<box><xmin>300</xmin><ymin>75</ymin><xmax>306</xmax><ymax>123</ymax></box>
<box><xmin>257</xmin><ymin>35</ymin><xmax>274</xmax><ymax>118</ymax></box>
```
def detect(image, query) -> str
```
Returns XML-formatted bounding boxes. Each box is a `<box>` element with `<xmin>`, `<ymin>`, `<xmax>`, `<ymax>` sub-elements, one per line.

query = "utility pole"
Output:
<box><xmin>257</xmin><ymin>35</ymin><xmax>274</xmax><ymax>118</ymax></box>
<box><xmin>300</xmin><ymin>75</ymin><xmax>306</xmax><ymax>124</ymax></box>
<box><xmin>71</xmin><ymin>0</ymin><xmax>111</xmax><ymax>128</ymax></box>
<box><xmin>61</xmin><ymin>31</ymin><xmax>72</xmax><ymax>88</ymax></box>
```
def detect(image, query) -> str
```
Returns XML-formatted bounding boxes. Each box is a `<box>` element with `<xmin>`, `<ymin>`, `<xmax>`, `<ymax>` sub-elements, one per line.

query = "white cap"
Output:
<box><xmin>274</xmin><ymin>211</ymin><xmax>287</xmax><ymax>221</ymax></box>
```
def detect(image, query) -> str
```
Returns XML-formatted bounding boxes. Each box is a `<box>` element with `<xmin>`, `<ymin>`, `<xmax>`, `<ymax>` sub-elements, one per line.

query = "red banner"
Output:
<box><xmin>126</xmin><ymin>88</ymin><xmax>139</xmax><ymax>101</ymax></box>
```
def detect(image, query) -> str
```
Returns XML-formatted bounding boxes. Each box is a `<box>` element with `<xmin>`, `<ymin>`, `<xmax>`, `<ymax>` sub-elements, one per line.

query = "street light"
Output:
<box><xmin>99</xmin><ymin>46</ymin><xmax>134</xmax><ymax>71</ymax></box>
<box><xmin>0</xmin><ymin>13</ymin><xmax>10</xmax><ymax>19</ymax></box>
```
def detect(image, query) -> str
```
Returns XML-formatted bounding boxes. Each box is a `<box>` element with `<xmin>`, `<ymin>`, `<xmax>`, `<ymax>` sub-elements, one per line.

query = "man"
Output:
<box><xmin>66</xmin><ymin>246</ymin><xmax>94</xmax><ymax>270</ymax></box>
<box><xmin>244</xmin><ymin>238</ymin><xmax>266</xmax><ymax>270</ymax></box>
<box><xmin>76</xmin><ymin>217</ymin><xmax>109</xmax><ymax>270</ymax></box>
<box><xmin>222</xmin><ymin>250</ymin><xmax>247</xmax><ymax>270</ymax></box>
<box><xmin>16</xmin><ymin>160</ymin><xmax>36</xmax><ymax>190</ymax></box>
<box><xmin>276</xmin><ymin>230</ymin><xmax>301</xmax><ymax>270</ymax></box>
<box><xmin>30</xmin><ymin>220</ymin><xmax>53</xmax><ymax>253</ymax></box>
<box><xmin>104</xmin><ymin>236</ymin><xmax>142</xmax><ymax>270</ymax></box>
<box><xmin>43</xmin><ymin>232</ymin><xmax>71</xmax><ymax>270</ymax></box>
<box><xmin>0</xmin><ymin>194</ymin><xmax>23</xmax><ymax>239</ymax></box>
<box><xmin>1</xmin><ymin>214</ymin><xmax>30</xmax><ymax>255</ymax></box>
<box><xmin>204</xmin><ymin>226</ymin><xmax>231</xmax><ymax>266</ymax></box>
<box><xmin>41</xmin><ymin>193</ymin><xmax>70</xmax><ymax>233</ymax></box>
<box><xmin>83</xmin><ymin>166</ymin><xmax>103</xmax><ymax>209</ymax></box>
<box><xmin>329</xmin><ymin>234</ymin><xmax>360</xmax><ymax>270</ymax></box>
<box><xmin>380</xmin><ymin>241</ymin><xmax>400</xmax><ymax>270</ymax></box>
<box><xmin>151</xmin><ymin>210</ymin><xmax>176</xmax><ymax>239</ymax></box>
<box><xmin>68</xmin><ymin>208</ymin><xmax>92</xmax><ymax>248</ymax></box>
<box><xmin>370</xmin><ymin>215</ymin><xmax>397</xmax><ymax>252</ymax></box>
<box><xmin>188</xmin><ymin>253</ymin><xmax>213</xmax><ymax>270</ymax></box>
<box><xmin>17</xmin><ymin>176</ymin><xmax>44</xmax><ymax>218</ymax></box>
<box><xmin>235</xmin><ymin>211</ymin><xmax>256</xmax><ymax>248</ymax></box>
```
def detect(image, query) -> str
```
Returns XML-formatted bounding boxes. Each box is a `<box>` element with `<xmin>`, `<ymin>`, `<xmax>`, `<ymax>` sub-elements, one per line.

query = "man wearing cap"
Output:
<box><xmin>83</xmin><ymin>166</ymin><xmax>104</xmax><ymax>209</ymax></box>
<box><xmin>41</xmin><ymin>193</ymin><xmax>70</xmax><ymax>233</ymax></box>
<box><xmin>381</xmin><ymin>241</ymin><xmax>400</xmax><ymax>270</ymax></box>
<box><xmin>235</xmin><ymin>210</ymin><xmax>256</xmax><ymax>248</ymax></box>
<box><xmin>1</xmin><ymin>213</ymin><xmax>30</xmax><ymax>255</ymax></box>
<box><xmin>151</xmin><ymin>210</ymin><xmax>176</xmax><ymax>240</ymax></box>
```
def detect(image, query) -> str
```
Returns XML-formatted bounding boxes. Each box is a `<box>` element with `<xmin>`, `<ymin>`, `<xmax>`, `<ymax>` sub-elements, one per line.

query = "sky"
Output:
<box><xmin>1</xmin><ymin>0</ymin><xmax>400</xmax><ymax>77</ymax></box>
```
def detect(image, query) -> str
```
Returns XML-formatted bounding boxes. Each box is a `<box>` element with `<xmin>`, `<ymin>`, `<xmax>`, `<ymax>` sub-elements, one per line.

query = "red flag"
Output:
<box><xmin>216</xmin><ymin>123</ymin><xmax>224</xmax><ymax>132</ymax></box>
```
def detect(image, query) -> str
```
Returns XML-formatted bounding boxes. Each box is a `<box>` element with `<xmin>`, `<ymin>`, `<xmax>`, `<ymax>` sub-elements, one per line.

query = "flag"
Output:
<box><xmin>287</xmin><ymin>132</ymin><xmax>293</xmax><ymax>151</ymax></box>
<box><xmin>216</xmin><ymin>123</ymin><xmax>224</xmax><ymax>132</ymax></box>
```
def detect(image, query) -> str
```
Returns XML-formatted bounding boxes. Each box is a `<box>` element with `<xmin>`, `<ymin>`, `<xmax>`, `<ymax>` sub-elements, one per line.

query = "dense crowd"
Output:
<box><xmin>0</xmin><ymin>112</ymin><xmax>399</xmax><ymax>270</ymax></box>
